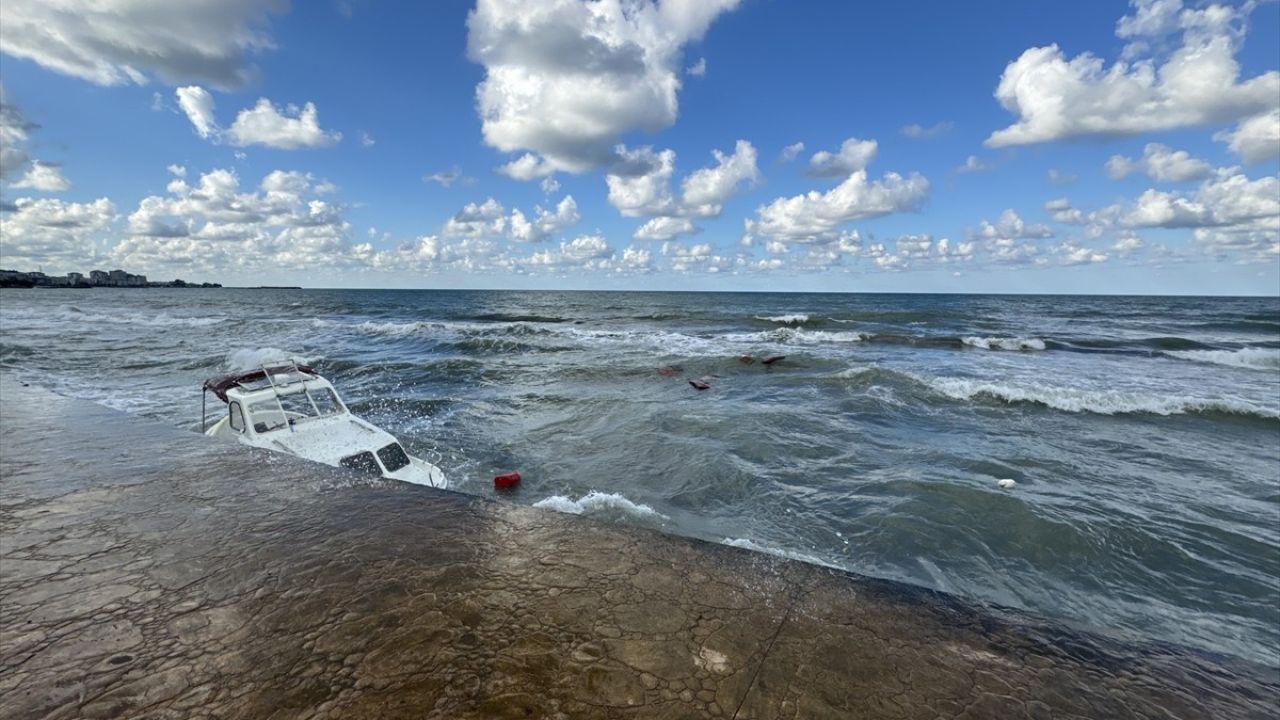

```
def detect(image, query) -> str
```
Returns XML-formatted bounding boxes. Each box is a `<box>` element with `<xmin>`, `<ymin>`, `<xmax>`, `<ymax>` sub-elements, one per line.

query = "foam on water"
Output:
<box><xmin>755</xmin><ymin>313</ymin><xmax>810</xmax><ymax>324</ymax></box>
<box><xmin>923</xmin><ymin>375</ymin><xmax>1280</xmax><ymax>419</ymax></box>
<box><xmin>533</xmin><ymin>491</ymin><xmax>668</xmax><ymax>520</ymax></box>
<box><xmin>1163</xmin><ymin>347</ymin><xmax>1280</xmax><ymax>371</ymax></box>
<box><xmin>962</xmin><ymin>336</ymin><xmax>1047</xmax><ymax>351</ymax></box>
<box><xmin>226</xmin><ymin>347</ymin><xmax>317</xmax><ymax>371</ymax></box>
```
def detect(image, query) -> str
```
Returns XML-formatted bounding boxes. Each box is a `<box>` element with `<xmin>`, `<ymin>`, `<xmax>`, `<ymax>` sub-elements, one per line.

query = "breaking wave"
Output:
<box><xmin>226</xmin><ymin>347</ymin><xmax>317</xmax><ymax>371</ymax></box>
<box><xmin>925</xmin><ymin>376</ymin><xmax>1279</xmax><ymax>420</ymax></box>
<box><xmin>533</xmin><ymin>491</ymin><xmax>668</xmax><ymax>520</ymax></box>
<box><xmin>962</xmin><ymin>336</ymin><xmax>1047</xmax><ymax>351</ymax></box>
<box><xmin>754</xmin><ymin>313</ymin><xmax>810</xmax><ymax>325</ymax></box>
<box><xmin>1163</xmin><ymin>347</ymin><xmax>1280</xmax><ymax>371</ymax></box>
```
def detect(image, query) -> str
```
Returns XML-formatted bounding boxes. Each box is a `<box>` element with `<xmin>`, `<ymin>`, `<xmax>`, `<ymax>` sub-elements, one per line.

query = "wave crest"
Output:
<box><xmin>533</xmin><ymin>491</ymin><xmax>668</xmax><ymax>520</ymax></box>
<box><xmin>1163</xmin><ymin>347</ymin><xmax>1280</xmax><ymax>371</ymax></box>
<box><xmin>962</xmin><ymin>336</ymin><xmax>1046</xmax><ymax>351</ymax></box>
<box><xmin>755</xmin><ymin>313</ymin><xmax>809</xmax><ymax>325</ymax></box>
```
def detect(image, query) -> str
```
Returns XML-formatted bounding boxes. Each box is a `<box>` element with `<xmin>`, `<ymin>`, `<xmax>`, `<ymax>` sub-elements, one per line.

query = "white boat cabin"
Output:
<box><xmin>203</xmin><ymin>363</ymin><xmax>446</xmax><ymax>488</ymax></box>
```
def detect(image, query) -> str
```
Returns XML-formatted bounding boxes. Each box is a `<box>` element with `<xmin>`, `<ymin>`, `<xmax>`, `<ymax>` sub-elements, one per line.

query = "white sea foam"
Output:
<box><xmin>226</xmin><ymin>347</ymin><xmax>316</xmax><ymax>371</ymax></box>
<box><xmin>355</xmin><ymin>320</ymin><xmax>433</xmax><ymax>336</ymax></box>
<box><xmin>962</xmin><ymin>336</ymin><xmax>1047</xmax><ymax>351</ymax></box>
<box><xmin>721</xmin><ymin>537</ymin><xmax>835</xmax><ymax>568</ymax></box>
<box><xmin>1163</xmin><ymin>347</ymin><xmax>1280</xmax><ymax>371</ymax></box>
<box><xmin>755</xmin><ymin>313</ymin><xmax>809</xmax><ymax>325</ymax></box>
<box><xmin>14</xmin><ymin>308</ymin><xmax>230</xmax><ymax>328</ymax></box>
<box><xmin>923</xmin><ymin>376</ymin><xmax>1279</xmax><ymax>419</ymax></box>
<box><xmin>533</xmin><ymin>491</ymin><xmax>668</xmax><ymax>520</ymax></box>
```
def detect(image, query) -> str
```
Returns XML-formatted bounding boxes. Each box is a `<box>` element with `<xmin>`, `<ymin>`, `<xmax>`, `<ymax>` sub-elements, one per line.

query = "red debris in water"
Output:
<box><xmin>762</xmin><ymin>355</ymin><xmax>786</xmax><ymax>365</ymax></box>
<box><xmin>738</xmin><ymin>355</ymin><xmax>755</xmax><ymax>364</ymax></box>
<box><xmin>689</xmin><ymin>379</ymin><xmax>711</xmax><ymax>390</ymax></box>
<box><xmin>494</xmin><ymin>472</ymin><xmax>521</xmax><ymax>489</ymax></box>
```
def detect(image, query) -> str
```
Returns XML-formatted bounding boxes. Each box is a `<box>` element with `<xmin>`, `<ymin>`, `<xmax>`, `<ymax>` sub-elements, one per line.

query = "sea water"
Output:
<box><xmin>2</xmin><ymin>288</ymin><xmax>1277</xmax><ymax>664</ymax></box>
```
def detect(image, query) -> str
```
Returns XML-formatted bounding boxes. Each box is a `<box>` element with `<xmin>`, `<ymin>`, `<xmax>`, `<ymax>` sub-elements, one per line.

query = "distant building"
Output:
<box><xmin>90</xmin><ymin>270</ymin><xmax>109</xmax><ymax>284</ymax></box>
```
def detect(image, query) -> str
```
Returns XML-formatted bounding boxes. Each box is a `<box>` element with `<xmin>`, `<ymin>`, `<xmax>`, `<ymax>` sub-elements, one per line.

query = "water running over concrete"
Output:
<box><xmin>0</xmin><ymin>377</ymin><xmax>1275</xmax><ymax>718</ymax></box>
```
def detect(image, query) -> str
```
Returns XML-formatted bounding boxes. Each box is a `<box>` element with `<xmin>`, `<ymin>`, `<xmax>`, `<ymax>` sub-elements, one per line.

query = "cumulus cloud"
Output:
<box><xmin>441</xmin><ymin>195</ymin><xmax>581</xmax><ymax>243</ymax></box>
<box><xmin>0</xmin><ymin>88</ymin><xmax>33</xmax><ymax>181</ymax></box>
<box><xmin>971</xmin><ymin>209</ymin><xmax>1054</xmax><ymax>265</ymax></box>
<box><xmin>423</xmin><ymin>167</ymin><xmax>475</xmax><ymax>188</ymax></box>
<box><xmin>360</xmin><ymin>131</ymin><xmax>376</xmax><ymax>148</ymax></box>
<box><xmin>745</xmin><ymin>138</ymin><xmax>928</xmax><ymax>243</ymax></box>
<box><xmin>975</xmin><ymin>209</ymin><xmax>1054</xmax><ymax>240</ymax></box>
<box><xmin>1105</xmin><ymin>143</ymin><xmax>1211</xmax><ymax>182</ymax></box>
<box><xmin>0</xmin><ymin>0</ymin><xmax>286</xmax><ymax>89</ymax></box>
<box><xmin>778</xmin><ymin>142</ymin><xmax>805</xmax><ymax>163</ymax></box>
<box><xmin>955</xmin><ymin>155</ymin><xmax>989</xmax><ymax>174</ymax></box>
<box><xmin>986</xmin><ymin>0</ymin><xmax>1279</xmax><ymax>147</ymax></box>
<box><xmin>0</xmin><ymin>197</ymin><xmax>115</xmax><ymax>267</ymax></box>
<box><xmin>1214</xmin><ymin>109</ymin><xmax>1280</xmax><ymax>164</ymax></box>
<box><xmin>1055</xmin><ymin>241</ymin><xmax>1109</xmax><ymax>265</ymax></box>
<box><xmin>606</xmin><ymin>140</ymin><xmax>759</xmax><ymax>240</ymax></box>
<box><xmin>176</xmin><ymin>86</ymin><xmax>219</xmax><ymax>139</ymax></box>
<box><xmin>900</xmin><ymin>121</ymin><xmax>953</xmax><ymax>139</ymax></box>
<box><xmin>115</xmin><ymin>167</ymin><xmax>360</xmax><ymax>271</ymax></box>
<box><xmin>466</xmin><ymin>0</ymin><xmax>741</xmax><ymax>175</ymax></box>
<box><xmin>1047</xmin><ymin>169</ymin><xmax>1077</xmax><ymax>185</ymax></box>
<box><xmin>807</xmin><ymin>138</ymin><xmax>877</xmax><ymax>178</ymax></box>
<box><xmin>525</xmin><ymin>234</ymin><xmax>615</xmax><ymax>272</ymax></box>
<box><xmin>11</xmin><ymin>161</ymin><xmax>71</xmax><ymax>192</ymax></box>
<box><xmin>226</xmin><ymin>98</ymin><xmax>341</xmax><ymax>149</ymax></box>
<box><xmin>686</xmin><ymin>57</ymin><xmax>706</xmax><ymax>77</ymax></box>
<box><xmin>633</xmin><ymin>216</ymin><xmax>697</xmax><ymax>241</ymax></box>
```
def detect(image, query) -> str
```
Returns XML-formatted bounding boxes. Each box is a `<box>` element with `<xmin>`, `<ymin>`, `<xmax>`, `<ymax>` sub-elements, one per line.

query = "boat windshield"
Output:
<box><xmin>247</xmin><ymin>385</ymin><xmax>346</xmax><ymax>433</ymax></box>
<box><xmin>377</xmin><ymin>443</ymin><xmax>411</xmax><ymax>472</ymax></box>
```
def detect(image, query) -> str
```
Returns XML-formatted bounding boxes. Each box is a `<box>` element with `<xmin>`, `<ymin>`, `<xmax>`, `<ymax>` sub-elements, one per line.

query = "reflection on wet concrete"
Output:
<box><xmin>1</xmin><ymin>377</ymin><xmax>1276</xmax><ymax>719</ymax></box>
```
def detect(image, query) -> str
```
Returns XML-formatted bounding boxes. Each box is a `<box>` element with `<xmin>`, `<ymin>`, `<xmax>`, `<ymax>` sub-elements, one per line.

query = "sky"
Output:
<box><xmin>0</xmin><ymin>0</ymin><xmax>1277</xmax><ymax>294</ymax></box>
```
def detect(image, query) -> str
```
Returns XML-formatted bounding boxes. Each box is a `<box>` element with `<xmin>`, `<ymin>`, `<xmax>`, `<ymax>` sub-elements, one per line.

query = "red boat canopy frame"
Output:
<box><xmin>202</xmin><ymin>364</ymin><xmax>318</xmax><ymax>403</ymax></box>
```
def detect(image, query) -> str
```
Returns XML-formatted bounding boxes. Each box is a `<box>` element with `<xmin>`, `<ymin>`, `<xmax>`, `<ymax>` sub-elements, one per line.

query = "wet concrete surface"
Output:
<box><xmin>1</xmin><ymin>377</ymin><xmax>1277</xmax><ymax>719</ymax></box>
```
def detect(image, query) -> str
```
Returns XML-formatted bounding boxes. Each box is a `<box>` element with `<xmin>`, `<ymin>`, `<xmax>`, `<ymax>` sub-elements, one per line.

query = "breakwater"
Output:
<box><xmin>0</xmin><ymin>378</ymin><xmax>1276</xmax><ymax>719</ymax></box>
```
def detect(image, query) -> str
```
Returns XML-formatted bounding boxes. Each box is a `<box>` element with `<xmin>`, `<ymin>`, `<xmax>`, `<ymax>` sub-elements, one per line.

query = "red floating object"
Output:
<box><xmin>762</xmin><ymin>355</ymin><xmax>786</xmax><ymax>365</ymax></box>
<box><xmin>494</xmin><ymin>472</ymin><xmax>521</xmax><ymax>489</ymax></box>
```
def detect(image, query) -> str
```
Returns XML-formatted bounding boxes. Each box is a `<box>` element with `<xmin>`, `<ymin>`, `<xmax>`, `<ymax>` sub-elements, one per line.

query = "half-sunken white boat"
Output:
<box><xmin>202</xmin><ymin>361</ymin><xmax>447</xmax><ymax>488</ymax></box>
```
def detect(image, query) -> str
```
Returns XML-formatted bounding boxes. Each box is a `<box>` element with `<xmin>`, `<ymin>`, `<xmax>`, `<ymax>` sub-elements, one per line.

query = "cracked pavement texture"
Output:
<box><xmin>1</xmin><ymin>378</ymin><xmax>1277</xmax><ymax>719</ymax></box>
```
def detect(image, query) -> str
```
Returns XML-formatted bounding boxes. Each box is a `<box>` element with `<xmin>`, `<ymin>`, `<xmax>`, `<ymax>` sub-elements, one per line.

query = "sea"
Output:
<box><xmin>2</xmin><ymin>288</ymin><xmax>1278</xmax><ymax>665</ymax></box>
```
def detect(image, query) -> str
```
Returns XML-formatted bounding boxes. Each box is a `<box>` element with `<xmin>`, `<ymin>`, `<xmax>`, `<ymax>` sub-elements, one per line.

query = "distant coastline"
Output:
<box><xmin>0</xmin><ymin>268</ymin><xmax>221</xmax><ymax>289</ymax></box>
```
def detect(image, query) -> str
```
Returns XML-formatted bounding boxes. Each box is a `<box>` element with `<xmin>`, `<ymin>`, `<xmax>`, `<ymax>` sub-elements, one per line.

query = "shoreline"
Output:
<box><xmin>1</xmin><ymin>377</ymin><xmax>1275</xmax><ymax>718</ymax></box>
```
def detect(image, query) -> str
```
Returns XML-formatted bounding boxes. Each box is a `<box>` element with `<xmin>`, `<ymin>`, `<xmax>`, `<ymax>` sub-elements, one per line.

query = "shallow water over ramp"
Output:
<box><xmin>0</xmin><ymin>377</ymin><xmax>1276</xmax><ymax>719</ymax></box>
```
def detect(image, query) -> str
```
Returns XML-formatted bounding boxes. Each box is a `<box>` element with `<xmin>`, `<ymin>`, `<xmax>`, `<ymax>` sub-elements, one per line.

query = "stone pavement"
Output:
<box><xmin>1</xmin><ymin>378</ymin><xmax>1276</xmax><ymax>719</ymax></box>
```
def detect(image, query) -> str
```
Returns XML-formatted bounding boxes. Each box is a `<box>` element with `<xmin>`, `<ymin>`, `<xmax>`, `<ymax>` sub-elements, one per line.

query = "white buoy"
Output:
<box><xmin>997</xmin><ymin>478</ymin><xmax>1017</xmax><ymax>489</ymax></box>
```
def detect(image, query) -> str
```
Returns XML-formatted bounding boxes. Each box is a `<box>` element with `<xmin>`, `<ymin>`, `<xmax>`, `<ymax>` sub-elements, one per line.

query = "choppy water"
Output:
<box><xmin>2</xmin><ymin>288</ymin><xmax>1278</xmax><ymax>664</ymax></box>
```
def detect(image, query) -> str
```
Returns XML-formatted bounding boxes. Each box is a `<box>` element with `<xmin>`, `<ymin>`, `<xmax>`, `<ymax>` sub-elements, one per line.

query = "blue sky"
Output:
<box><xmin>1</xmin><ymin>0</ymin><xmax>1277</xmax><ymax>293</ymax></box>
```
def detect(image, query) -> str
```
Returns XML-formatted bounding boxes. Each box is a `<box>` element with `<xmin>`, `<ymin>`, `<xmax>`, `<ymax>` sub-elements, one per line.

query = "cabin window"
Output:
<box><xmin>310</xmin><ymin>388</ymin><xmax>344</xmax><ymax>416</ymax></box>
<box><xmin>340</xmin><ymin>451</ymin><xmax>382</xmax><ymax>477</ymax></box>
<box><xmin>377</xmin><ymin>443</ymin><xmax>411</xmax><ymax>472</ymax></box>
<box><xmin>228</xmin><ymin>402</ymin><xmax>245</xmax><ymax>433</ymax></box>
<box><xmin>248</xmin><ymin>400</ymin><xmax>289</xmax><ymax>433</ymax></box>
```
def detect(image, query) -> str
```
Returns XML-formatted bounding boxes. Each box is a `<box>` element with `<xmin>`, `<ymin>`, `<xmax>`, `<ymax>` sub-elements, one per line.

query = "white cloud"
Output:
<box><xmin>466</xmin><ymin>0</ymin><xmax>741</xmax><ymax>174</ymax></box>
<box><xmin>606</xmin><ymin>146</ymin><xmax>677</xmax><ymax>217</ymax></box>
<box><xmin>976</xmin><ymin>209</ymin><xmax>1054</xmax><ymax>240</ymax></box>
<box><xmin>633</xmin><ymin>216</ymin><xmax>697</xmax><ymax>241</ymax></box>
<box><xmin>441</xmin><ymin>195</ymin><xmax>580</xmax><ymax>243</ymax></box>
<box><xmin>509</xmin><ymin>196</ymin><xmax>581</xmax><ymax>243</ymax></box>
<box><xmin>1105</xmin><ymin>143</ymin><xmax>1211</xmax><ymax>182</ymax></box>
<box><xmin>1045</xmin><ymin>197</ymin><xmax>1086</xmax><ymax>224</ymax></box>
<box><xmin>746</xmin><ymin>142</ymin><xmax>928</xmax><ymax>243</ymax></box>
<box><xmin>1112</xmin><ymin>232</ymin><xmax>1146</xmax><ymax>253</ymax></box>
<box><xmin>1056</xmin><ymin>241</ymin><xmax>1109</xmax><ymax>265</ymax></box>
<box><xmin>499</xmin><ymin>153</ymin><xmax>556</xmax><ymax>181</ymax></box>
<box><xmin>0</xmin><ymin>0</ymin><xmax>286</xmax><ymax>89</ymax></box>
<box><xmin>176</xmin><ymin>86</ymin><xmax>219</xmax><ymax>139</ymax></box>
<box><xmin>686</xmin><ymin>57</ymin><xmax>707</xmax><ymax>77</ymax></box>
<box><xmin>11</xmin><ymin>161</ymin><xmax>71</xmax><ymax>192</ymax></box>
<box><xmin>540</xmin><ymin>176</ymin><xmax>561</xmax><ymax>195</ymax></box>
<box><xmin>955</xmin><ymin>155</ymin><xmax>989</xmax><ymax>174</ymax></box>
<box><xmin>1124</xmin><ymin>169</ymin><xmax>1279</xmax><ymax>230</ymax></box>
<box><xmin>606</xmin><ymin>140</ymin><xmax>758</xmax><ymax>240</ymax></box>
<box><xmin>986</xmin><ymin>0</ymin><xmax>1279</xmax><ymax>147</ymax></box>
<box><xmin>226</xmin><ymin>98</ymin><xmax>341</xmax><ymax>149</ymax></box>
<box><xmin>525</xmin><ymin>233</ymin><xmax>614</xmax><ymax>271</ymax></box>
<box><xmin>360</xmin><ymin>131</ymin><xmax>376</xmax><ymax>148</ymax></box>
<box><xmin>1214</xmin><ymin>109</ymin><xmax>1280</xmax><ymax>164</ymax></box>
<box><xmin>423</xmin><ymin>167</ymin><xmax>475</xmax><ymax>188</ymax></box>
<box><xmin>0</xmin><ymin>197</ymin><xmax>115</xmax><ymax>267</ymax></box>
<box><xmin>1047</xmin><ymin>169</ymin><xmax>1077</xmax><ymax>185</ymax></box>
<box><xmin>0</xmin><ymin>87</ymin><xmax>32</xmax><ymax>181</ymax></box>
<box><xmin>808</xmin><ymin>138</ymin><xmax>877</xmax><ymax>178</ymax></box>
<box><xmin>680</xmin><ymin>139</ymin><xmax>760</xmax><ymax>214</ymax></box>
<box><xmin>167</xmin><ymin>164</ymin><xmax>186</xmax><ymax>178</ymax></box>
<box><xmin>900</xmin><ymin>121</ymin><xmax>953</xmax><ymax>139</ymax></box>
<box><xmin>115</xmin><ymin>167</ymin><xmax>362</xmax><ymax>272</ymax></box>
<box><xmin>778</xmin><ymin>142</ymin><xmax>805</xmax><ymax>162</ymax></box>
